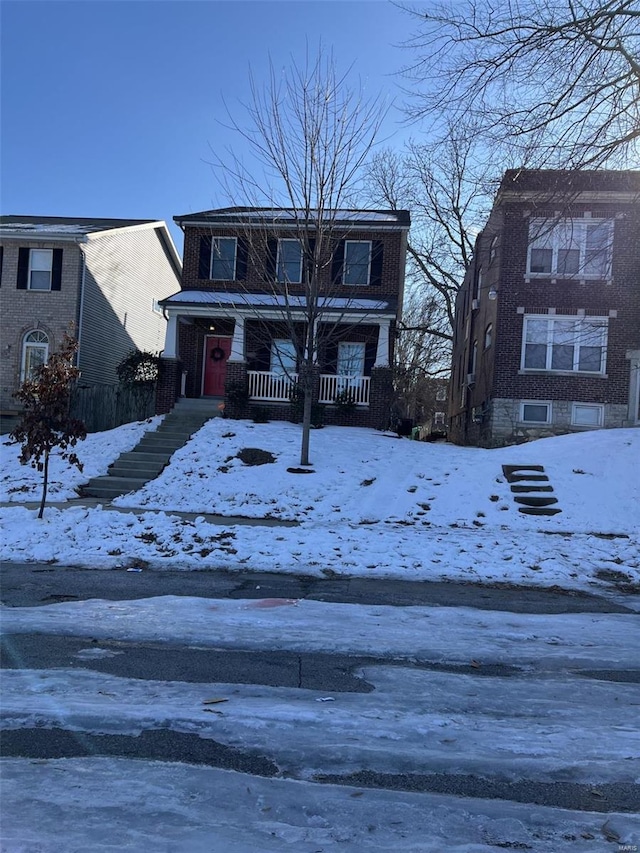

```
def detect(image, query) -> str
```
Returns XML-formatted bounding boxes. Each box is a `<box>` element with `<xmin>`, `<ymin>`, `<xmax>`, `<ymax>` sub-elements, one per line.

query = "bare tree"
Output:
<box><xmin>208</xmin><ymin>49</ymin><xmax>388</xmax><ymax>465</ymax></box>
<box><xmin>366</xmin><ymin>128</ymin><xmax>495</xmax><ymax>401</ymax></box>
<box><xmin>399</xmin><ymin>0</ymin><xmax>640</xmax><ymax>167</ymax></box>
<box><xmin>11</xmin><ymin>334</ymin><xmax>86</xmax><ymax>519</ymax></box>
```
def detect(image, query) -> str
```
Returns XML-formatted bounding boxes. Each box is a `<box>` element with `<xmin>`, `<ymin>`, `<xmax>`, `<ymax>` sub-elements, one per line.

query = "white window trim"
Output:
<box><xmin>20</xmin><ymin>330</ymin><xmax>50</xmax><ymax>382</ymax></box>
<box><xmin>571</xmin><ymin>402</ymin><xmax>604</xmax><ymax>427</ymax></box>
<box><xmin>210</xmin><ymin>237</ymin><xmax>237</xmax><ymax>281</ymax></box>
<box><xmin>28</xmin><ymin>248</ymin><xmax>53</xmax><ymax>291</ymax></box>
<box><xmin>519</xmin><ymin>400</ymin><xmax>552</xmax><ymax>425</ymax></box>
<box><xmin>520</xmin><ymin>314</ymin><xmax>608</xmax><ymax>375</ymax></box>
<box><xmin>276</xmin><ymin>239</ymin><xmax>302</xmax><ymax>284</ymax></box>
<box><xmin>526</xmin><ymin>217</ymin><xmax>613</xmax><ymax>280</ymax></box>
<box><xmin>343</xmin><ymin>240</ymin><xmax>372</xmax><ymax>286</ymax></box>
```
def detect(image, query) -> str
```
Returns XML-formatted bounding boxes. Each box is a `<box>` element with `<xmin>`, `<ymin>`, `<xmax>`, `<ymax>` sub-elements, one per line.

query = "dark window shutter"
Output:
<box><xmin>323</xmin><ymin>340</ymin><xmax>339</xmax><ymax>374</ymax></box>
<box><xmin>236</xmin><ymin>238</ymin><xmax>248</xmax><ymax>281</ymax></box>
<box><xmin>17</xmin><ymin>248</ymin><xmax>29</xmax><ymax>289</ymax></box>
<box><xmin>199</xmin><ymin>236</ymin><xmax>212</xmax><ymax>279</ymax></box>
<box><xmin>266</xmin><ymin>239</ymin><xmax>278</xmax><ymax>281</ymax></box>
<box><xmin>0</xmin><ymin>246</ymin><xmax>3</xmax><ymax>287</ymax></box>
<box><xmin>331</xmin><ymin>241</ymin><xmax>345</xmax><ymax>285</ymax></box>
<box><xmin>370</xmin><ymin>241</ymin><xmax>384</xmax><ymax>286</ymax></box>
<box><xmin>364</xmin><ymin>341</ymin><xmax>376</xmax><ymax>375</ymax></box>
<box><xmin>304</xmin><ymin>238</ymin><xmax>316</xmax><ymax>282</ymax></box>
<box><xmin>51</xmin><ymin>249</ymin><xmax>63</xmax><ymax>291</ymax></box>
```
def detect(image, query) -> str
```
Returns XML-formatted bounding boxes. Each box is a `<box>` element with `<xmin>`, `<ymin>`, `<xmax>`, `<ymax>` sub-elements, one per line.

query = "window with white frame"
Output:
<box><xmin>343</xmin><ymin>241</ymin><xmax>372</xmax><ymax>285</ymax></box>
<box><xmin>520</xmin><ymin>401</ymin><xmax>552</xmax><ymax>424</ymax></box>
<box><xmin>527</xmin><ymin>218</ymin><xmax>613</xmax><ymax>278</ymax></box>
<box><xmin>435</xmin><ymin>387</ymin><xmax>447</xmax><ymax>402</ymax></box>
<box><xmin>276</xmin><ymin>240</ymin><xmax>302</xmax><ymax>284</ymax></box>
<box><xmin>337</xmin><ymin>341</ymin><xmax>365</xmax><ymax>387</ymax></box>
<box><xmin>29</xmin><ymin>249</ymin><xmax>53</xmax><ymax>291</ymax></box>
<box><xmin>434</xmin><ymin>411</ymin><xmax>446</xmax><ymax>425</ymax></box>
<box><xmin>270</xmin><ymin>339</ymin><xmax>297</xmax><ymax>377</ymax></box>
<box><xmin>21</xmin><ymin>330</ymin><xmax>49</xmax><ymax>381</ymax></box>
<box><xmin>484</xmin><ymin>324</ymin><xmax>493</xmax><ymax>349</ymax></box>
<box><xmin>522</xmin><ymin>316</ymin><xmax>608</xmax><ymax>374</ymax></box>
<box><xmin>571</xmin><ymin>403</ymin><xmax>604</xmax><ymax>427</ymax></box>
<box><xmin>211</xmin><ymin>237</ymin><xmax>237</xmax><ymax>280</ymax></box>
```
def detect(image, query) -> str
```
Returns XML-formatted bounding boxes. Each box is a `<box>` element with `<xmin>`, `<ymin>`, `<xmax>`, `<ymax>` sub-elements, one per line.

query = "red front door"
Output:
<box><xmin>203</xmin><ymin>336</ymin><xmax>231</xmax><ymax>396</ymax></box>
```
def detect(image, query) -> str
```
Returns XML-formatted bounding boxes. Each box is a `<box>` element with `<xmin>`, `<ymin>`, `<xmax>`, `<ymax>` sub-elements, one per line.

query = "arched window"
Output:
<box><xmin>484</xmin><ymin>324</ymin><xmax>493</xmax><ymax>349</ymax></box>
<box><xmin>21</xmin><ymin>330</ymin><xmax>49</xmax><ymax>382</ymax></box>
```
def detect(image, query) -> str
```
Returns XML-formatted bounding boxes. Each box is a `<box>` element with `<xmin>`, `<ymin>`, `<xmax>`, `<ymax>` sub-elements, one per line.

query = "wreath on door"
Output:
<box><xmin>210</xmin><ymin>347</ymin><xmax>226</xmax><ymax>362</ymax></box>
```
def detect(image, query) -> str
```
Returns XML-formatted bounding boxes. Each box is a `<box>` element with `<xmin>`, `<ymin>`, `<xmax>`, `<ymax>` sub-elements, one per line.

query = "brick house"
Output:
<box><xmin>449</xmin><ymin>170</ymin><xmax>640</xmax><ymax>446</ymax></box>
<box><xmin>0</xmin><ymin>216</ymin><xmax>182</xmax><ymax>420</ymax></box>
<box><xmin>157</xmin><ymin>208</ymin><xmax>410</xmax><ymax>428</ymax></box>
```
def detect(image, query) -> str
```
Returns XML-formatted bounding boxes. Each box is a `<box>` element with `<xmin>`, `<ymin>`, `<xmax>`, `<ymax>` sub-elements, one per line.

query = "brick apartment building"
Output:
<box><xmin>157</xmin><ymin>208</ymin><xmax>410</xmax><ymax>429</ymax></box>
<box><xmin>449</xmin><ymin>170</ymin><xmax>640</xmax><ymax>446</ymax></box>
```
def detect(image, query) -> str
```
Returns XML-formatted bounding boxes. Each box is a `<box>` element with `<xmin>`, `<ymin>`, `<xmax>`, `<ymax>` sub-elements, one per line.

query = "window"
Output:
<box><xmin>473</xmin><ymin>267</ymin><xmax>482</xmax><ymax>303</ymax></box>
<box><xmin>484</xmin><ymin>324</ymin><xmax>493</xmax><ymax>349</ymax></box>
<box><xmin>527</xmin><ymin>218</ymin><xmax>613</xmax><ymax>278</ymax></box>
<box><xmin>270</xmin><ymin>339</ymin><xmax>297</xmax><ymax>377</ymax></box>
<box><xmin>29</xmin><ymin>249</ymin><xmax>53</xmax><ymax>290</ymax></box>
<box><xmin>21</xmin><ymin>330</ymin><xmax>49</xmax><ymax>381</ymax></box>
<box><xmin>434</xmin><ymin>411</ymin><xmax>446</xmax><ymax>425</ymax></box>
<box><xmin>571</xmin><ymin>403</ymin><xmax>604</xmax><ymax>427</ymax></box>
<box><xmin>469</xmin><ymin>340</ymin><xmax>478</xmax><ymax>380</ymax></box>
<box><xmin>435</xmin><ymin>387</ymin><xmax>447</xmax><ymax>402</ymax></box>
<box><xmin>489</xmin><ymin>236</ymin><xmax>498</xmax><ymax>262</ymax></box>
<box><xmin>211</xmin><ymin>238</ymin><xmax>237</xmax><ymax>281</ymax></box>
<box><xmin>520</xmin><ymin>401</ymin><xmax>552</xmax><ymax>424</ymax></box>
<box><xmin>343</xmin><ymin>241</ymin><xmax>372</xmax><ymax>285</ymax></box>
<box><xmin>276</xmin><ymin>240</ymin><xmax>302</xmax><ymax>283</ymax></box>
<box><xmin>522</xmin><ymin>316</ymin><xmax>607</xmax><ymax>374</ymax></box>
<box><xmin>337</xmin><ymin>341</ymin><xmax>365</xmax><ymax>387</ymax></box>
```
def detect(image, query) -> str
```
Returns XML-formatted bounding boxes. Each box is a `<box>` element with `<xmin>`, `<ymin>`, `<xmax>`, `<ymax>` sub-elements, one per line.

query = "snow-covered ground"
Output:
<box><xmin>0</xmin><ymin>420</ymin><xmax>638</xmax><ymax>595</ymax></box>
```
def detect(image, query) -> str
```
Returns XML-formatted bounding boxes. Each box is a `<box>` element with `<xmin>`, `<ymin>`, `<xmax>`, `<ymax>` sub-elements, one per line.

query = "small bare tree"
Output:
<box><xmin>210</xmin><ymin>48</ymin><xmax>387</xmax><ymax>465</ymax></box>
<box><xmin>11</xmin><ymin>334</ymin><xmax>86</xmax><ymax>518</ymax></box>
<box><xmin>399</xmin><ymin>0</ymin><xmax>640</xmax><ymax>167</ymax></box>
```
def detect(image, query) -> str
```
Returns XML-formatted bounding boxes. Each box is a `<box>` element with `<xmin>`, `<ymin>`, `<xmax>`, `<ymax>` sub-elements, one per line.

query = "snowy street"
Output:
<box><xmin>1</xmin><ymin>421</ymin><xmax>639</xmax><ymax>850</ymax></box>
<box><xmin>1</xmin><ymin>564</ymin><xmax>639</xmax><ymax>852</ymax></box>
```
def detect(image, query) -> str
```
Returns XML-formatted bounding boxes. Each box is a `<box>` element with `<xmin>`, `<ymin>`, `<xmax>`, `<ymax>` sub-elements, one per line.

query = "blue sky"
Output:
<box><xmin>1</xmin><ymin>1</ymin><xmax>419</xmax><ymax>249</ymax></box>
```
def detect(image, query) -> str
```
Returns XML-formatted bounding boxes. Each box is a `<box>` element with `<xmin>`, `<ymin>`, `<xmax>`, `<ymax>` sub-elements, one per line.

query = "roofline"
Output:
<box><xmin>496</xmin><ymin>189</ymin><xmax>640</xmax><ymax>205</ymax></box>
<box><xmin>173</xmin><ymin>209</ymin><xmax>410</xmax><ymax>231</ymax></box>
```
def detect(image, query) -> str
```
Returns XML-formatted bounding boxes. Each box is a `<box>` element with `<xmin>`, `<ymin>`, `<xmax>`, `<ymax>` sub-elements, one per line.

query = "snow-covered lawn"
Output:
<box><xmin>0</xmin><ymin>416</ymin><xmax>162</xmax><ymax>502</ymax></box>
<box><xmin>0</xmin><ymin>419</ymin><xmax>638</xmax><ymax>594</ymax></box>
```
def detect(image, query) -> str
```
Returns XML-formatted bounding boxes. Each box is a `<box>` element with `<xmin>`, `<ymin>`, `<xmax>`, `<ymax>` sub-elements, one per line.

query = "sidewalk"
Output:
<box><xmin>0</xmin><ymin>498</ymin><xmax>298</xmax><ymax>528</ymax></box>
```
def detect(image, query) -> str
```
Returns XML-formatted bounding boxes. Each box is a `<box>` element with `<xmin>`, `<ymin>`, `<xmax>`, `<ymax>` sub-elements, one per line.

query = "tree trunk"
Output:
<box><xmin>38</xmin><ymin>451</ymin><xmax>49</xmax><ymax>519</ymax></box>
<box><xmin>300</xmin><ymin>388</ymin><xmax>312</xmax><ymax>466</ymax></box>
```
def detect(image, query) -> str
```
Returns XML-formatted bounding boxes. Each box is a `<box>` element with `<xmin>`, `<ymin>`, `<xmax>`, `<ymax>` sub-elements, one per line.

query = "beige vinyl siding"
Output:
<box><xmin>79</xmin><ymin>226</ymin><xmax>180</xmax><ymax>385</ymax></box>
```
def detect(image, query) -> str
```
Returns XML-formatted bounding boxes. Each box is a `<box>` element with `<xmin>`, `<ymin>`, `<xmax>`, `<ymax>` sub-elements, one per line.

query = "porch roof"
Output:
<box><xmin>161</xmin><ymin>289</ymin><xmax>397</xmax><ymax>314</ymax></box>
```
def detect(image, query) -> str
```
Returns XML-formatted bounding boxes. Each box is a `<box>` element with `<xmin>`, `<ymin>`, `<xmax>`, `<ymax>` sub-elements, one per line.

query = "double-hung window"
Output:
<box><xmin>343</xmin><ymin>241</ymin><xmax>371</xmax><ymax>285</ymax></box>
<box><xmin>337</xmin><ymin>341</ymin><xmax>365</xmax><ymax>389</ymax></box>
<box><xmin>522</xmin><ymin>316</ymin><xmax>607</xmax><ymax>374</ymax></box>
<box><xmin>211</xmin><ymin>238</ymin><xmax>237</xmax><ymax>280</ymax></box>
<box><xmin>276</xmin><ymin>240</ymin><xmax>303</xmax><ymax>284</ymax></box>
<box><xmin>270</xmin><ymin>339</ymin><xmax>297</xmax><ymax>378</ymax></box>
<box><xmin>29</xmin><ymin>249</ymin><xmax>54</xmax><ymax>291</ymax></box>
<box><xmin>527</xmin><ymin>218</ymin><xmax>613</xmax><ymax>279</ymax></box>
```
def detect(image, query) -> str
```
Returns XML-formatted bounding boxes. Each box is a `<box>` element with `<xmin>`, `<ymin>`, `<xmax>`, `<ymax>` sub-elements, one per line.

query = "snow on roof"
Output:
<box><xmin>162</xmin><ymin>290</ymin><xmax>395</xmax><ymax>312</ymax></box>
<box><xmin>0</xmin><ymin>216</ymin><xmax>159</xmax><ymax>237</ymax></box>
<box><xmin>174</xmin><ymin>208</ymin><xmax>410</xmax><ymax>227</ymax></box>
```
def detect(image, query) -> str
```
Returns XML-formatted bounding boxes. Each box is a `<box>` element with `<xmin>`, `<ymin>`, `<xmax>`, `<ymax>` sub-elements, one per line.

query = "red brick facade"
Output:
<box><xmin>449</xmin><ymin>170</ymin><xmax>640</xmax><ymax>446</ymax></box>
<box><xmin>156</xmin><ymin>208</ymin><xmax>409</xmax><ymax>429</ymax></box>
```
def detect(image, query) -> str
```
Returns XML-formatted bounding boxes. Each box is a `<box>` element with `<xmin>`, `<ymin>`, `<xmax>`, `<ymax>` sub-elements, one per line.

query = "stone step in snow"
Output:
<box><xmin>502</xmin><ymin>464</ymin><xmax>562</xmax><ymax>517</ymax></box>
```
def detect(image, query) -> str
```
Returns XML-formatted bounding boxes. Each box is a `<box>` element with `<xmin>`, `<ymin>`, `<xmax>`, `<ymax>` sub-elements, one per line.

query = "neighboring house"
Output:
<box><xmin>449</xmin><ymin>170</ymin><xmax>640</xmax><ymax>447</ymax></box>
<box><xmin>157</xmin><ymin>208</ymin><xmax>410</xmax><ymax>428</ymax></box>
<box><xmin>0</xmin><ymin>216</ymin><xmax>182</xmax><ymax>417</ymax></box>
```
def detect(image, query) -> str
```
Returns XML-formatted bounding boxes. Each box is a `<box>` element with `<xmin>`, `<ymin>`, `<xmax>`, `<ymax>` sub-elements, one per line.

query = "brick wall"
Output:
<box><xmin>0</xmin><ymin>241</ymin><xmax>81</xmax><ymax>412</ymax></box>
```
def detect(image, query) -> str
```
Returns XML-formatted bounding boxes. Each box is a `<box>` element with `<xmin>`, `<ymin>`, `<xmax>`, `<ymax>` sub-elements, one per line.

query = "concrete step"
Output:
<box><xmin>135</xmin><ymin>437</ymin><xmax>189</xmax><ymax>450</ymax></box>
<box><xmin>514</xmin><ymin>495</ymin><xmax>559</xmax><ymax>507</ymax></box>
<box><xmin>117</xmin><ymin>451</ymin><xmax>172</xmax><ymax>464</ymax></box>
<box><xmin>81</xmin><ymin>476</ymin><xmax>149</xmax><ymax>499</ymax></box>
<box><xmin>108</xmin><ymin>463</ymin><xmax>165</xmax><ymax>478</ymax></box>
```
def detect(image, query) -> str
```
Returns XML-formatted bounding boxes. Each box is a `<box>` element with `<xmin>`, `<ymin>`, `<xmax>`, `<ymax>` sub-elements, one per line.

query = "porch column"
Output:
<box><xmin>162</xmin><ymin>312</ymin><xmax>179</xmax><ymax>359</ymax></box>
<box><xmin>374</xmin><ymin>319</ymin><xmax>390</xmax><ymax>367</ymax></box>
<box><xmin>228</xmin><ymin>315</ymin><xmax>246</xmax><ymax>362</ymax></box>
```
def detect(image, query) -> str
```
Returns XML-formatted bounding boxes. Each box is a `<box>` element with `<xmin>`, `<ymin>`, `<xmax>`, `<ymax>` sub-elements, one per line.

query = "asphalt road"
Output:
<box><xmin>1</xmin><ymin>561</ymin><xmax>639</xmax><ymax>820</ymax></box>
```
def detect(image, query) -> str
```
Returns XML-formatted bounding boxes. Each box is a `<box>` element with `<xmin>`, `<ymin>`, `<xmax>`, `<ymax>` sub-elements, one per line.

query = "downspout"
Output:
<box><xmin>76</xmin><ymin>242</ymin><xmax>87</xmax><ymax>372</ymax></box>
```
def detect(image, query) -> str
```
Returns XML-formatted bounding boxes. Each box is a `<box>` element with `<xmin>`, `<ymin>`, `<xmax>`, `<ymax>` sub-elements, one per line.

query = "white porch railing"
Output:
<box><xmin>248</xmin><ymin>371</ymin><xmax>298</xmax><ymax>402</ymax></box>
<box><xmin>319</xmin><ymin>374</ymin><xmax>370</xmax><ymax>405</ymax></box>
